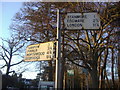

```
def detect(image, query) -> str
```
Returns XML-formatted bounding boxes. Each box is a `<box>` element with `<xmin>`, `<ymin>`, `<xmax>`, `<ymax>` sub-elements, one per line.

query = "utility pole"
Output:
<box><xmin>55</xmin><ymin>9</ymin><xmax>61</xmax><ymax>89</ymax></box>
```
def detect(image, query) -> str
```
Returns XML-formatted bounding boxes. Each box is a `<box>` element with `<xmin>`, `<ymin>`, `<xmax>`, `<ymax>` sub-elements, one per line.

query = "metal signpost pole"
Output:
<box><xmin>55</xmin><ymin>9</ymin><xmax>61</xmax><ymax>89</ymax></box>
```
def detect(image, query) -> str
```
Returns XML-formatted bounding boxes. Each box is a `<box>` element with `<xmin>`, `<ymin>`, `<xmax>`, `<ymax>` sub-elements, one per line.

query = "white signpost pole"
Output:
<box><xmin>55</xmin><ymin>9</ymin><xmax>61</xmax><ymax>89</ymax></box>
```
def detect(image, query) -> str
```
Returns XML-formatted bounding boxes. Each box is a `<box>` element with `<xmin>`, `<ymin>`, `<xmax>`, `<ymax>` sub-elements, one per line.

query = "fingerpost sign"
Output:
<box><xmin>64</xmin><ymin>12</ymin><xmax>101</xmax><ymax>30</ymax></box>
<box><xmin>24</xmin><ymin>41</ymin><xmax>54</xmax><ymax>61</ymax></box>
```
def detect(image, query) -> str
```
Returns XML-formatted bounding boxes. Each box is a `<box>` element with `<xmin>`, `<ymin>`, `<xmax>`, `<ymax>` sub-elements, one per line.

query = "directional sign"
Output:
<box><xmin>67</xmin><ymin>70</ymin><xmax>74</xmax><ymax>76</ymax></box>
<box><xmin>24</xmin><ymin>41</ymin><xmax>54</xmax><ymax>61</ymax></box>
<box><xmin>64</xmin><ymin>12</ymin><xmax>101</xmax><ymax>30</ymax></box>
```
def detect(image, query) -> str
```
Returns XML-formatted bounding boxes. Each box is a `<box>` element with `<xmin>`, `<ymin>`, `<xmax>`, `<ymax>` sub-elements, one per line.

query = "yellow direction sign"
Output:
<box><xmin>24</xmin><ymin>41</ymin><xmax>55</xmax><ymax>61</ymax></box>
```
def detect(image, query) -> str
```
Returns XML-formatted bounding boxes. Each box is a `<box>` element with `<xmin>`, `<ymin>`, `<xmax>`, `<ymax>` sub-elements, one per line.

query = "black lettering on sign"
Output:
<box><xmin>46</xmin><ymin>55</ymin><xmax>52</xmax><ymax>59</ymax></box>
<box><xmin>28</xmin><ymin>45</ymin><xmax>39</xmax><ymax>49</ymax></box>
<box><xmin>25</xmin><ymin>56</ymin><xmax>40</xmax><ymax>60</ymax></box>
<box><xmin>67</xmin><ymin>24</ymin><xmax>82</xmax><ymax>28</ymax></box>
<box><xmin>47</xmin><ymin>51</ymin><xmax>49</xmax><ymax>54</ymax></box>
<box><xmin>47</xmin><ymin>43</ymin><xmax>52</xmax><ymax>50</ymax></box>
<box><xmin>67</xmin><ymin>19</ymin><xmax>84</xmax><ymax>23</ymax></box>
<box><xmin>67</xmin><ymin>15</ymin><xmax>87</xmax><ymax>19</ymax></box>
<box><xmin>47</xmin><ymin>50</ymin><xmax>52</xmax><ymax>54</ymax></box>
<box><xmin>27</xmin><ymin>49</ymin><xmax>37</xmax><ymax>52</ymax></box>
<box><xmin>49</xmin><ymin>51</ymin><xmax>52</xmax><ymax>54</ymax></box>
<box><xmin>93</xmin><ymin>19</ymin><xmax>99</xmax><ymax>23</ymax></box>
<box><xmin>26</xmin><ymin>52</ymin><xmax>45</xmax><ymax>56</ymax></box>
<box><xmin>93</xmin><ymin>23</ymin><xmax>99</xmax><ymax>27</ymax></box>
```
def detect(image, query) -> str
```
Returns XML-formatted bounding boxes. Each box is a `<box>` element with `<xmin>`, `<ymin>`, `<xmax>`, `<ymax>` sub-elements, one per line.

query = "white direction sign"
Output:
<box><xmin>24</xmin><ymin>41</ymin><xmax>54</xmax><ymax>61</ymax></box>
<box><xmin>64</xmin><ymin>12</ymin><xmax>101</xmax><ymax>30</ymax></box>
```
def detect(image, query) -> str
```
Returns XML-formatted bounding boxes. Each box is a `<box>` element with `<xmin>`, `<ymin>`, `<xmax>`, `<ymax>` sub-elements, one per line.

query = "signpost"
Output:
<box><xmin>24</xmin><ymin>11</ymin><xmax>101</xmax><ymax>89</ymax></box>
<box><xmin>24</xmin><ymin>41</ymin><xmax>54</xmax><ymax>61</ymax></box>
<box><xmin>67</xmin><ymin>70</ymin><xmax>74</xmax><ymax>76</ymax></box>
<box><xmin>55</xmin><ymin>9</ymin><xmax>61</xmax><ymax>89</ymax></box>
<box><xmin>64</xmin><ymin>12</ymin><xmax>101</xmax><ymax>30</ymax></box>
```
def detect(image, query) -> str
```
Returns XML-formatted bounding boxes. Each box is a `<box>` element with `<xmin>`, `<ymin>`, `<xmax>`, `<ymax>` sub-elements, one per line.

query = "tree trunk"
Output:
<box><xmin>117</xmin><ymin>32</ymin><xmax>120</xmax><ymax>88</ymax></box>
<box><xmin>100</xmin><ymin>69</ymin><xmax>104</xmax><ymax>88</ymax></box>
<box><xmin>6</xmin><ymin>53</ymin><xmax>12</xmax><ymax>75</ymax></box>
<box><xmin>60</xmin><ymin>30</ymin><xmax>65</xmax><ymax>89</ymax></box>
<box><xmin>118</xmin><ymin>49</ymin><xmax>120</xmax><ymax>88</ymax></box>
<box><xmin>90</xmin><ymin>68</ymin><xmax>99</xmax><ymax>88</ymax></box>
<box><xmin>89</xmin><ymin>53</ymin><xmax>99</xmax><ymax>88</ymax></box>
<box><xmin>111</xmin><ymin>48</ymin><xmax>115</xmax><ymax>88</ymax></box>
<box><xmin>104</xmin><ymin>70</ymin><xmax>110</xmax><ymax>89</ymax></box>
<box><xmin>6</xmin><ymin>65</ymin><xmax>10</xmax><ymax>75</ymax></box>
<box><xmin>48</xmin><ymin>61</ymin><xmax>53</xmax><ymax>81</ymax></box>
<box><xmin>100</xmin><ymin>48</ymin><xmax>108</xmax><ymax>88</ymax></box>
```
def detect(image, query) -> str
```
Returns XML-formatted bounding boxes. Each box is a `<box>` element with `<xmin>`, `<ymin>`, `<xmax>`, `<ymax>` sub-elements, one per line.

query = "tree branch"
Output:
<box><xmin>67</xmin><ymin>57</ymin><xmax>92</xmax><ymax>71</ymax></box>
<box><xmin>10</xmin><ymin>60</ymin><xmax>23</xmax><ymax>67</ymax></box>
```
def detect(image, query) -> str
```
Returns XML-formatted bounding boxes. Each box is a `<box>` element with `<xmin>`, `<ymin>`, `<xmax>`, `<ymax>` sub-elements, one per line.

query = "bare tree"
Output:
<box><xmin>0</xmin><ymin>36</ymin><xmax>26</xmax><ymax>75</ymax></box>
